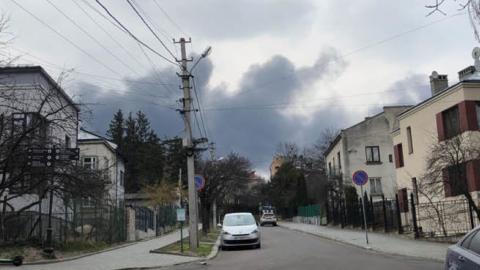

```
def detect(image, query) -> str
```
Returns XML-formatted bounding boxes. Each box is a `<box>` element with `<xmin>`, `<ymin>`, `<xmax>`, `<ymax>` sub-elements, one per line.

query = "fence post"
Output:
<box><xmin>324</xmin><ymin>201</ymin><xmax>329</xmax><ymax>225</ymax></box>
<box><xmin>381</xmin><ymin>194</ymin><xmax>387</xmax><ymax>233</ymax></box>
<box><xmin>410</xmin><ymin>193</ymin><xmax>419</xmax><ymax>239</ymax></box>
<box><xmin>468</xmin><ymin>201</ymin><xmax>475</xmax><ymax>230</ymax></box>
<box><xmin>395</xmin><ymin>194</ymin><xmax>403</xmax><ymax>234</ymax></box>
<box><xmin>359</xmin><ymin>198</ymin><xmax>364</xmax><ymax>229</ymax></box>
<box><xmin>369</xmin><ymin>195</ymin><xmax>375</xmax><ymax>230</ymax></box>
<box><xmin>340</xmin><ymin>201</ymin><xmax>345</xmax><ymax>228</ymax></box>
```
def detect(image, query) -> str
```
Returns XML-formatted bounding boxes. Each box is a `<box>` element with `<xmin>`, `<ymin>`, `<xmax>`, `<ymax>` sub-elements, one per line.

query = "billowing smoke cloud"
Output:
<box><xmin>76</xmin><ymin>48</ymin><xmax>351</xmax><ymax>176</ymax></box>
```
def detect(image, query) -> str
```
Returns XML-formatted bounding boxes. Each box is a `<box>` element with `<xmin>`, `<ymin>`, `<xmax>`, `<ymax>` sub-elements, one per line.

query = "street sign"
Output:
<box><xmin>27</xmin><ymin>147</ymin><xmax>79</xmax><ymax>167</ymax></box>
<box><xmin>194</xmin><ymin>175</ymin><xmax>205</xmax><ymax>191</ymax></box>
<box><xmin>352</xmin><ymin>170</ymin><xmax>369</xmax><ymax>186</ymax></box>
<box><xmin>352</xmin><ymin>170</ymin><xmax>370</xmax><ymax>246</ymax></box>
<box><xmin>176</xmin><ymin>208</ymin><xmax>186</xmax><ymax>221</ymax></box>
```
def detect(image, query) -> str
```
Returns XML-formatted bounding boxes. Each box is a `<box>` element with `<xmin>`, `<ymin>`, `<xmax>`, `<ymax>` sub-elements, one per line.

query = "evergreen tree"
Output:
<box><xmin>136</xmin><ymin>110</ymin><xmax>151</xmax><ymax>143</ymax></box>
<box><xmin>106</xmin><ymin>109</ymin><xmax>124</xmax><ymax>150</ymax></box>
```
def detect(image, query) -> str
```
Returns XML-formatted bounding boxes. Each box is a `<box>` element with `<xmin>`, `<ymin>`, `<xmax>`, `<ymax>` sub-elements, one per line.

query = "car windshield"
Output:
<box><xmin>223</xmin><ymin>214</ymin><xmax>256</xmax><ymax>226</ymax></box>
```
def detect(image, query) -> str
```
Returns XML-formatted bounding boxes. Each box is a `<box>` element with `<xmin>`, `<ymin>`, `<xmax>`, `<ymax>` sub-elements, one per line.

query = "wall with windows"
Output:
<box><xmin>78</xmin><ymin>138</ymin><xmax>125</xmax><ymax>206</ymax></box>
<box><xmin>324</xmin><ymin>106</ymin><xmax>410</xmax><ymax>200</ymax></box>
<box><xmin>393</xmin><ymin>82</ymin><xmax>480</xmax><ymax>203</ymax></box>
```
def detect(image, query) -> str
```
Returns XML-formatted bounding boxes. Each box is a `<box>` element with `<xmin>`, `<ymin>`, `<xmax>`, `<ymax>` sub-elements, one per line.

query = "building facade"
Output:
<box><xmin>324</xmin><ymin>106</ymin><xmax>411</xmax><ymax>200</ymax></box>
<box><xmin>0</xmin><ymin>66</ymin><xmax>79</xmax><ymax>214</ymax></box>
<box><xmin>78</xmin><ymin>128</ymin><xmax>125</xmax><ymax>206</ymax></box>
<box><xmin>393</xmin><ymin>51</ymin><xmax>480</xmax><ymax>235</ymax></box>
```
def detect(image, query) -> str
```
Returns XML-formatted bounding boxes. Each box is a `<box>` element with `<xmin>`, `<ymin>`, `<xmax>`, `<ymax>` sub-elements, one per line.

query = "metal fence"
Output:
<box><xmin>326</xmin><ymin>195</ymin><xmax>399</xmax><ymax>233</ymax></box>
<box><xmin>1</xmin><ymin>201</ymin><xmax>126</xmax><ymax>245</ymax></box>
<box><xmin>321</xmin><ymin>192</ymin><xmax>478</xmax><ymax>239</ymax></box>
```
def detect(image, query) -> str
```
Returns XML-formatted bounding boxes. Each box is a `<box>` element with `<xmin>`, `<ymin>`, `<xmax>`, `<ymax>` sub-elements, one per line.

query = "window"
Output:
<box><xmin>389</xmin><ymin>154</ymin><xmax>393</xmax><ymax>163</ymax></box>
<box><xmin>443</xmin><ymin>106</ymin><xmax>460</xmax><ymax>139</ymax></box>
<box><xmin>328</xmin><ymin>162</ymin><xmax>332</xmax><ymax>176</ymax></box>
<box><xmin>369</xmin><ymin>178</ymin><xmax>382</xmax><ymax>195</ymax></box>
<box><xmin>406</xmin><ymin>127</ymin><xmax>413</xmax><ymax>154</ymax></box>
<box><xmin>462</xmin><ymin>230</ymin><xmax>480</xmax><ymax>250</ymax></box>
<box><xmin>398</xmin><ymin>188</ymin><xmax>408</xmax><ymax>212</ymax></box>
<box><xmin>476</xmin><ymin>102</ymin><xmax>480</xmax><ymax>128</ymax></box>
<box><xmin>83</xmin><ymin>157</ymin><xmax>97</xmax><ymax>170</ymax></box>
<box><xmin>365</xmin><ymin>146</ymin><xmax>380</xmax><ymax>163</ymax></box>
<box><xmin>65</xmin><ymin>135</ymin><xmax>71</xmax><ymax>148</ymax></box>
<box><xmin>394</xmin><ymin>144</ymin><xmax>404</xmax><ymax>168</ymax></box>
<box><xmin>444</xmin><ymin>163</ymin><xmax>467</xmax><ymax>197</ymax></box>
<box><xmin>467</xmin><ymin>230</ymin><xmax>480</xmax><ymax>255</ymax></box>
<box><xmin>337</xmin><ymin>152</ymin><xmax>341</xmax><ymax>170</ymax></box>
<box><xmin>120</xmin><ymin>170</ymin><xmax>124</xmax><ymax>187</ymax></box>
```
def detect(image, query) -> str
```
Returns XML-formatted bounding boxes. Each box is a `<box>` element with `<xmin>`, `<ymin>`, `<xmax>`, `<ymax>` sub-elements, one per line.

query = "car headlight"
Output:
<box><xmin>223</xmin><ymin>231</ymin><xmax>230</xmax><ymax>235</ymax></box>
<box><xmin>251</xmin><ymin>229</ymin><xmax>258</xmax><ymax>234</ymax></box>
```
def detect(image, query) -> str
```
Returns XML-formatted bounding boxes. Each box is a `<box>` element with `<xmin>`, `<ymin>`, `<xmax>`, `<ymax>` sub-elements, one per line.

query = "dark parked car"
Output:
<box><xmin>445</xmin><ymin>226</ymin><xmax>480</xmax><ymax>269</ymax></box>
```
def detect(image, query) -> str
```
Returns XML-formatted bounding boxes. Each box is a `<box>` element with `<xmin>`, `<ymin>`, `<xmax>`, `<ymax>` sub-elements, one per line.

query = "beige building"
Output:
<box><xmin>393</xmin><ymin>50</ymin><xmax>480</xmax><ymax>235</ymax></box>
<box><xmin>270</xmin><ymin>155</ymin><xmax>284</xmax><ymax>179</ymax></box>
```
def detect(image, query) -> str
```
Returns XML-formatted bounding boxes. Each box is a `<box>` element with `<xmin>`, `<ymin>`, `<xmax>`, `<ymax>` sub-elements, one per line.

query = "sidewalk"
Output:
<box><xmin>1</xmin><ymin>228</ymin><xmax>199</xmax><ymax>270</ymax></box>
<box><xmin>280</xmin><ymin>222</ymin><xmax>449</xmax><ymax>262</ymax></box>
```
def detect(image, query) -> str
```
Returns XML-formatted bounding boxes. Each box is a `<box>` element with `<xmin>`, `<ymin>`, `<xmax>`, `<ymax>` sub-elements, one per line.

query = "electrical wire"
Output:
<box><xmin>71</xmin><ymin>0</ymin><xmax>148</xmax><ymax>72</ymax></box>
<box><xmin>45</xmin><ymin>0</ymin><xmax>140</xmax><ymax>77</ymax></box>
<box><xmin>192</xmin><ymin>77</ymin><xmax>210</xmax><ymax>140</ymax></box>
<box><xmin>152</xmin><ymin>0</ymin><xmax>189</xmax><ymax>37</ymax></box>
<box><xmin>95</xmin><ymin>0</ymin><xmax>179</xmax><ymax>66</ymax></box>
<box><xmin>126</xmin><ymin>0</ymin><xmax>177</xmax><ymax>60</ymax></box>
<box><xmin>9</xmin><ymin>0</ymin><xmax>123</xmax><ymax>76</ymax></box>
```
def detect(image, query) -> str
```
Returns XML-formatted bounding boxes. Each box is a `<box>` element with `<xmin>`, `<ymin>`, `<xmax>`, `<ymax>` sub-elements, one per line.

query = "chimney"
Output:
<box><xmin>429</xmin><ymin>71</ymin><xmax>448</xmax><ymax>96</ymax></box>
<box><xmin>458</xmin><ymin>66</ymin><xmax>476</xmax><ymax>81</ymax></box>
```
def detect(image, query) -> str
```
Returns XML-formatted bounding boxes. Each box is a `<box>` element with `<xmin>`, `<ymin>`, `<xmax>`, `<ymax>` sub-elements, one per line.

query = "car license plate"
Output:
<box><xmin>235</xmin><ymin>236</ymin><xmax>249</xmax><ymax>240</ymax></box>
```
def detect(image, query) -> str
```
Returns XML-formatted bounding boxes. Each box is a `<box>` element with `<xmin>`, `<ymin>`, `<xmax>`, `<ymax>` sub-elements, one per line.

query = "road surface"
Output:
<box><xmin>161</xmin><ymin>226</ymin><xmax>443</xmax><ymax>270</ymax></box>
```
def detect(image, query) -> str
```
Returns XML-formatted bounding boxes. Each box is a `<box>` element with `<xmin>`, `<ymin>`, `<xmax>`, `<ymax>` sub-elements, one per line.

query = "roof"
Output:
<box><xmin>397</xmin><ymin>80</ymin><xmax>480</xmax><ymax>119</ymax></box>
<box><xmin>0</xmin><ymin>66</ymin><xmax>80</xmax><ymax>111</ymax></box>
<box><xmin>78</xmin><ymin>128</ymin><xmax>118</xmax><ymax>152</ymax></box>
<box><xmin>323</xmin><ymin>132</ymin><xmax>342</xmax><ymax>157</ymax></box>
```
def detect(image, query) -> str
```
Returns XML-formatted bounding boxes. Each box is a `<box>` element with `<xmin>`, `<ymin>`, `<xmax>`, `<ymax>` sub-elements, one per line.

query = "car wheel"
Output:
<box><xmin>273</xmin><ymin>222</ymin><xmax>277</xmax><ymax>226</ymax></box>
<box><xmin>260</xmin><ymin>223</ymin><xmax>264</xmax><ymax>227</ymax></box>
<box><xmin>257</xmin><ymin>243</ymin><xmax>261</xmax><ymax>249</ymax></box>
<box><xmin>221</xmin><ymin>245</ymin><xmax>228</xmax><ymax>251</ymax></box>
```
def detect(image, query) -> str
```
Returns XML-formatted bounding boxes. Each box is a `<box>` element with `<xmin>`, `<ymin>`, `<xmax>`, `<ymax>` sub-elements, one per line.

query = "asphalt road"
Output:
<box><xmin>161</xmin><ymin>226</ymin><xmax>443</xmax><ymax>270</ymax></box>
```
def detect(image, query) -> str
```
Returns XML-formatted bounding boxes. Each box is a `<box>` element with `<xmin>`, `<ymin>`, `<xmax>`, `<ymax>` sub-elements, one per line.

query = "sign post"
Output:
<box><xmin>352</xmin><ymin>170</ymin><xmax>369</xmax><ymax>246</ymax></box>
<box><xmin>176</xmin><ymin>208</ymin><xmax>186</xmax><ymax>253</ymax></box>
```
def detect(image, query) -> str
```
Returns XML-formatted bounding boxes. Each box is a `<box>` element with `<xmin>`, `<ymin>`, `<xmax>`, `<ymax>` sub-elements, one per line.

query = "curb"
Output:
<box><xmin>279</xmin><ymin>223</ymin><xmax>445</xmax><ymax>263</ymax></box>
<box><xmin>23</xmin><ymin>229</ymin><xmax>179</xmax><ymax>265</ymax></box>
<box><xmin>205</xmin><ymin>235</ymin><xmax>221</xmax><ymax>260</ymax></box>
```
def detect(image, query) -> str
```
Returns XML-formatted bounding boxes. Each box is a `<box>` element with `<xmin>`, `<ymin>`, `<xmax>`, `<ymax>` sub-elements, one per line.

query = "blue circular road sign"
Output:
<box><xmin>194</xmin><ymin>175</ymin><xmax>205</xmax><ymax>191</ymax></box>
<box><xmin>352</xmin><ymin>170</ymin><xmax>369</xmax><ymax>186</ymax></box>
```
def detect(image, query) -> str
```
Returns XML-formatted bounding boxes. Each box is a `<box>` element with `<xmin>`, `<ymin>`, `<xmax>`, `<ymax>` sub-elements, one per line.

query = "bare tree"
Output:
<box><xmin>198</xmin><ymin>153</ymin><xmax>252</xmax><ymax>234</ymax></box>
<box><xmin>420</xmin><ymin>134</ymin><xmax>480</xmax><ymax>228</ymax></box>
<box><xmin>426</xmin><ymin>0</ymin><xmax>480</xmax><ymax>41</ymax></box>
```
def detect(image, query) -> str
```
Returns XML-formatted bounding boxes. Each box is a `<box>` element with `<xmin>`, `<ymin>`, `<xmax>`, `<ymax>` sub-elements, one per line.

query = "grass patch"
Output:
<box><xmin>154</xmin><ymin>229</ymin><xmax>220</xmax><ymax>257</ymax></box>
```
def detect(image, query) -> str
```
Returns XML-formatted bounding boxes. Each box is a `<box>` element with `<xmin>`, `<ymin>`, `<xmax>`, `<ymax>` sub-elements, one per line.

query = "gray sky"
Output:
<box><xmin>1</xmin><ymin>0</ymin><xmax>478</xmax><ymax>177</ymax></box>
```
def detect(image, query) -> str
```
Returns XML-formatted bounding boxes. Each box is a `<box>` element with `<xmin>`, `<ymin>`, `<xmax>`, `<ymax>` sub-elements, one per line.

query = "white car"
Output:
<box><xmin>260</xmin><ymin>213</ymin><xmax>277</xmax><ymax>226</ymax></box>
<box><xmin>219</xmin><ymin>212</ymin><xmax>261</xmax><ymax>250</ymax></box>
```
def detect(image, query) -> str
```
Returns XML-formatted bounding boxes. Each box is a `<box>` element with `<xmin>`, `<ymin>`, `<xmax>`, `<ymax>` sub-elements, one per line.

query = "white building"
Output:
<box><xmin>324</xmin><ymin>106</ymin><xmax>411</xmax><ymax>200</ymax></box>
<box><xmin>78</xmin><ymin>128</ymin><xmax>125</xmax><ymax>206</ymax></box>
<box><xmin>0</xmin><ymin>66</ymin><xmax>79</xmax><ymax>214</ymax></box>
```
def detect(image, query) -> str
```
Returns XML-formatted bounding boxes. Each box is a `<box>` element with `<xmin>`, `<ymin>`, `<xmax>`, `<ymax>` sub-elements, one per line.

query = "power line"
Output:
<box><xmin>130</xmin><ymin>0</ymin><xmax>177</xmax><ymax>49</ymax></box>
<box><xmin>11</xmin><ymin>47</ymin><xmax>177</xmax><ymax>87</ymax></box>
<box><xmin>95</xmin><ymin>0</ymin><xmax>179</xmax><ymax>66</ymax></box>
<box><xmin>192</xmin><ymin>77</ymin><xmax>210</xmax><ymax>140</ymax></box>
<box><xmin>45</xmin><ymin>0</ymin><xmax>140</xmax><ymax>77</ymax></box>
<box><xmin>152</xmin><ymin>0</ymin><xmax>188</xmax><ymax>37</ymax></box>
<box><xmin>9</xmin><ymin>0</ymin><xmax>123</xmax><ymax>76</ymax></box>
<box><xmin>71</xmin><ymin>0</ymin><xmax>148</xmax><ymax>72</ymax></box>
<box><xmin>126</xmin><ymin>0</ymin><xmax>177</xmax><ymax>60</ymax></box>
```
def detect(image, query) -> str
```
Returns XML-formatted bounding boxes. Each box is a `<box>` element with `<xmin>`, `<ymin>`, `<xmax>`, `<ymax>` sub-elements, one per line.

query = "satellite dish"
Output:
<box><xmin>472</xmin><ymin>47</ymin><xmax>480</xmax><ymax>59</ymax></box>
<box><xmin>473</xmin><ymin>47</ymin><xmax>480</xmax><ymax>71</ymax></box>
<box><xmin>431</xmin><ymin>71</ymin><xmax>439</xmax><ymax>79</ymax></box>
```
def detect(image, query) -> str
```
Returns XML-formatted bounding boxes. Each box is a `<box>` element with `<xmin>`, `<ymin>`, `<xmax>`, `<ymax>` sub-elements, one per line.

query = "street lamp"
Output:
<box><xmin>190</xmin><ymin>46</ymin><xmax>212</xmax><ymax>73</ymax></box>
